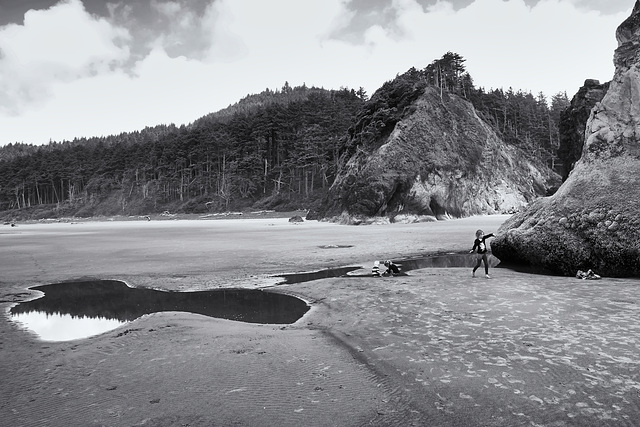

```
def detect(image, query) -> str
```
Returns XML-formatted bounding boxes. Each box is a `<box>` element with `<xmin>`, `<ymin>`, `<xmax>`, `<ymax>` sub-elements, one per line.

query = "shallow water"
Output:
<box><xmin>276</xmin><ymin>252</ymin><xmax>501</xmax><ymax>282</ymax></box>
<box><xmin>10</xmin><ymin>280</ymin><xmax>309</xmax><ymax>341</ymax></box>
<box><xmin>10</xmin><ymin>253</ymin><xmax>510</xmax><ymax>342</ymax></box>
<box><xmin>388</xmin><ymin>252</ymin><xmax>501</xmax><ymax>271</ymax></box>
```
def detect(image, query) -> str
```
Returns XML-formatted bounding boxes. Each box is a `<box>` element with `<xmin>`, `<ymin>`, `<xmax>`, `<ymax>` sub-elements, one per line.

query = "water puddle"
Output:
<box><xmin>390</xmin><ymin>253</ymin><xmax>501</xmax><ymax>271</ymax></box>
<box><xmin>10</xmin><ymin>254</ymin><xmax>503</xmax><ymax>341</ymax></box>
<box><xmin>277</xmin><ymin>266</ymin><xmax>363</xmax><ymax>284</ymax></box>
<box><xmin>10</xmin><ymin>280</ymin><xmax>310</xmax><ymax>342</ymax></box>
<box><xmin>274</xmin><ymin>253</ymin><xmax>501</xmax><ymax>283</ymax></box>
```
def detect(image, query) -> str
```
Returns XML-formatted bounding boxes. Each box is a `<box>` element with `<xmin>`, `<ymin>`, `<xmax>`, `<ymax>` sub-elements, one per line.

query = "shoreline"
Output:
<box><xmin>1</xmin><ymin>215</ymin><xmax>510</xmax><ymax>288</ymax></box>
<box><xmin>3</xmin><ymin>215</ymin><xmax>639</xmax><ymax>426</ymax></box>
<box><xmin>2</xmin><ymin>209</ymin><xmax>309</xmax><ymax>224</ymax></box>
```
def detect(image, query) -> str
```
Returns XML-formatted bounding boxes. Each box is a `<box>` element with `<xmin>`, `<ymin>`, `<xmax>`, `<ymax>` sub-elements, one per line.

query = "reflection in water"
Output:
<box><xmin>10</xmin><ymin>280</ymin><xmax>310</xmax><ymax>341</ymax></box>
<box><xmin>11</xmin><ymin>312</ymin><xmax>126</xmax><ymax>342</ymax></box>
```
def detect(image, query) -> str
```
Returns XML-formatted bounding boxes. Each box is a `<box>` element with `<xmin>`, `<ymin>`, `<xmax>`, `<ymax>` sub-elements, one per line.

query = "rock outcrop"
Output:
<box><xmin>312</xmin><ymin>83</ymin><xmax>558</xmax><ymax>223</ymax></box>
<box><xmin>492</xmin><ymin>1</ymin><xmax>640</xmax><ymax>277</ymax></box>
<box><xmin>557</xmin><ymin>79</ymin><xmax>609</xmax><ymax>181</ymax></box>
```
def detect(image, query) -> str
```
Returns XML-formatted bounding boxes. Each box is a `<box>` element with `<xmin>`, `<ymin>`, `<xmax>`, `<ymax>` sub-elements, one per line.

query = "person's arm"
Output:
<box><xmin>470</xmin><ymin>240</ymin><xmax>478</xmax><ymax>253</ymax></box>
<box><xmin>483</xmin><ymin>233</ymin><xmax>495</xmax><ymax>240</ymax></box>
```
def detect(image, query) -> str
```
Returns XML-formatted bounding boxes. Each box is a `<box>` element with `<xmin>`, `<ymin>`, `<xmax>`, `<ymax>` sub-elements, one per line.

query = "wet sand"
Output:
<box><xmin>1</xmin><ymin>215</ymin><xmax>639</xmax><ymax>426</ymax></box>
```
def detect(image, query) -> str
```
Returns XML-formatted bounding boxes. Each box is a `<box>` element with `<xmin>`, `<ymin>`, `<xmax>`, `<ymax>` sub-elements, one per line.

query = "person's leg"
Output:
<box><xmin>482</xmin><ymin>254</ymin><xmax>490</xmax><ymax>276</ymax></box>
<box><xmin>473</xmin><ymin>255</ymin><xmax>482</xmax><ymax>276</ymax></box>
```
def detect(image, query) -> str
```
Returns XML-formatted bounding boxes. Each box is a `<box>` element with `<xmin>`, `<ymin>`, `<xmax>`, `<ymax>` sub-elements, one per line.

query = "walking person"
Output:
<box><xmin>470</xmin><ymin>229</ymin><xmax>495</xmax><ymax>278</ymax></box>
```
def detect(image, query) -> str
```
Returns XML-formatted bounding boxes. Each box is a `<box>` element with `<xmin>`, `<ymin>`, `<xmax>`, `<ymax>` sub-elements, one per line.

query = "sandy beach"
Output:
<box><xmin>1</xmin><ymin>215</ymin><xmax>639</xmax><ymax>426</ymax></box>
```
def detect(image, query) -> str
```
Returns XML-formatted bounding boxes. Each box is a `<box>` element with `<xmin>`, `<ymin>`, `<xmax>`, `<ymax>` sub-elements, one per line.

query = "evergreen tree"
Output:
<box><xmin>0</xmin><ymin>56</ymin><xmax>570</xmax><ymax>218</ymax></box>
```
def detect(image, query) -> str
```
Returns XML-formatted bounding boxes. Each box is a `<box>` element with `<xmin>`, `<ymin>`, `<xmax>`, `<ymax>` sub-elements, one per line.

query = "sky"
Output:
<box><xmin>0</xmin><ymin>0</ymin><xmax>634</xmax><ymax>146</ymax></box>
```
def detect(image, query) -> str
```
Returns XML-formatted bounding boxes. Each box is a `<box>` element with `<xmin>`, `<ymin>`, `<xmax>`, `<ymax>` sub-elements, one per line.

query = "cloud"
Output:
<box><xmin>0</xmin><ymin>0</ymin><xmax>634</xmax><ymax>146</ymax></box>
<box><xmin>452</xmin><ymin>0</ymin><xmax>627</xmax><ymax>94</ymax></box>
<box><xmin>334</xmin><ymin>0</ymin><xmax>629</xmax><ymax>95</ymax></box>
<box><xmin>106</xmin><ymin>0</ymin><xmax>216</xmax><ymax>61</ymax></box>
<box><xmin>0</xmin><ymin>0</ymin><xmax>130</xmax><ymax>116</ymax></box>
<box><xmin>539</xmin><ymin>0</ymin><xmax>631</xmax><ymax>15</ymax></box>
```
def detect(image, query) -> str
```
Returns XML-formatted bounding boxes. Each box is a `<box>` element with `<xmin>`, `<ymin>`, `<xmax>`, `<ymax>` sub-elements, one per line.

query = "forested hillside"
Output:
<box><xmin>0</xmin><ymin>85</ymin><xmax>365</xmax><ymax>218</ymax></box>
<box><xmin>0</xmin><ymin>53</ymin><xmax>570</xmax><ymax>220</ymax></box>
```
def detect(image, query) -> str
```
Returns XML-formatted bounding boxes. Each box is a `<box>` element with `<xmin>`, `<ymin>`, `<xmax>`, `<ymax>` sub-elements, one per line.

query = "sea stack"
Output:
<box><xmin>491</xmin><ymin>1</ymin><xmax>640</xmax><ymax>277</ymax></box>
<box><xmin>312</xmin><ymin>83</ymin><xmax>557</xmax><ymax>223</ymax></box>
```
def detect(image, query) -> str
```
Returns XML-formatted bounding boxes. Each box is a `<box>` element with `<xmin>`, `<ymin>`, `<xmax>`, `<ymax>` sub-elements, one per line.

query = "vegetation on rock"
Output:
<box><xmin>312</xmin><ymin>55</ymin><xmax>563</xmax><ymax>221</ymax></box>
<box><xmin>557</xmin><ymin>79</ymin><xmax>609</xmax><ymax>181</ymax></box>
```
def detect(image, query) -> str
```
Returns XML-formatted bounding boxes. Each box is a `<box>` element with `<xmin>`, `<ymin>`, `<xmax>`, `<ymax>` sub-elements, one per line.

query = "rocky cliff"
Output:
<box><xmin>311</xmin><ymin>82</ymin><xmax>559</xmax><ymax>224</ymax></box>
<box><xmin>492</xmin><ymin>1</ymin><xmax>640</xmax><ymax>277</ymax></box>
<box><xmin>557</xmin><ymin>79</ymin><xmax>609</xmax><ymax>181</ymax></box>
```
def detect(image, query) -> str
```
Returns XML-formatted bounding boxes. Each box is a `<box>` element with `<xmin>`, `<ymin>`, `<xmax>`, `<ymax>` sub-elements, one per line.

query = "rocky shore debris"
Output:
<box><xmin>576</xmin><ymin>269</ymin><xmax>601</xmax><ymax>280</ymax></box>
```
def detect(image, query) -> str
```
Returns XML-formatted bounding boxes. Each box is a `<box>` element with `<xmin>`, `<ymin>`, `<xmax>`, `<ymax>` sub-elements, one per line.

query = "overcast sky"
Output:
<box><xmin>0</xmin><ymin>0</ymin><xmax>634</xmax><ymax>146</ymax></box>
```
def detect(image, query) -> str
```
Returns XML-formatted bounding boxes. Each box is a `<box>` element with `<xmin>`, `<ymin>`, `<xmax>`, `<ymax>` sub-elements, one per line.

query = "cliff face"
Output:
<box><xmin>492</xmin><ymin>1</ymin><xmax>640</xmax><ymax>277</ymax></box>
<box><xmin>557</xmin><ymin>79</ymin><xmax>609</xmax><ymax>181</ymax></box>
<box><xmin>312</xmin><ymin>86</ymin><xmax>559</xmax><ymax>223</ymax></box>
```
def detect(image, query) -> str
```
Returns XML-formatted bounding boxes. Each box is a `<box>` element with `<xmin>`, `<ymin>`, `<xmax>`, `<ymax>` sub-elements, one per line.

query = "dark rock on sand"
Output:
<box><xmin>492</xmin><ymin>1</ymin><xmax>640</xmax><ymax>277</ymax></box>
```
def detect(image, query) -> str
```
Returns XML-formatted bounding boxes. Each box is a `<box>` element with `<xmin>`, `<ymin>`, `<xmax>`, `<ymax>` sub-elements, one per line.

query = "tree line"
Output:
<box><xmin>339</xmin><ymin>53</ymin><xmax>569</xmax><ymax>176</ymax></box>
<box><xmin>0</xmin><ymin>53</ymin><xmax>571</xmax><ymax>218</ymax></box>
<box><xmin>0</xmin><ymin>85</ymin><xmax>365</xmax><ymax>216</ymax></box>
<box><xmin>425</xmin><ymin>52</ymin><xmax>569</xmax><ymax>170</ymax></box>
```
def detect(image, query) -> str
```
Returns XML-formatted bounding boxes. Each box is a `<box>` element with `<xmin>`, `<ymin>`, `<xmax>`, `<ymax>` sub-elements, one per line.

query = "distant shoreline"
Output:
<box><xmin>2</xmin><ymin>209</ymin><xmax>309</xmax><ymax>225</ymax></box>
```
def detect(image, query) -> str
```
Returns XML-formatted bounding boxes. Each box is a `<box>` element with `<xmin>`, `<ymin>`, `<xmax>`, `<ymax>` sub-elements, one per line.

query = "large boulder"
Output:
<box><xmin>492</xmin><ymin>1</ymin><xmax>640</xmax><ymax>277</ymax></box>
